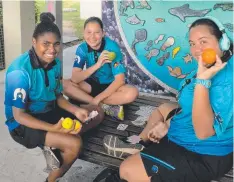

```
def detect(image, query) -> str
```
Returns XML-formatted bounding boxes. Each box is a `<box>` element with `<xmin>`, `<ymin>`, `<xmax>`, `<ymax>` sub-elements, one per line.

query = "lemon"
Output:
<box><xmin>62</xmin><ymin>117</ymin><xmax>73</xmax><ymax>129</ymax></box>
<box><xmin>108</xmin><ymin>52</ymin><xmax>116</xmax><ymax>61</ymax></box>
<box><xmin>74</xmin><ymin>119</ymin><xmax>82</xmax><ymax>131</ymax></box>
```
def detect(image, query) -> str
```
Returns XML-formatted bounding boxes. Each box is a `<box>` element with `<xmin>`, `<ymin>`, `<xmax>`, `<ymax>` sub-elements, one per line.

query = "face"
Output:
<box><xmin>84</xmin><ymin>22</ymin><xmax>104</xmax><ymax>50</ymax></box>
<box><xmin>33</xmin><ymin>32</ymin><xmax>61</xmax><ymax>67</ymax></box>
<box><xmin>189</xmin><ymin>25</ymin><xmax>222</xmax><ymax>61</ymax></box>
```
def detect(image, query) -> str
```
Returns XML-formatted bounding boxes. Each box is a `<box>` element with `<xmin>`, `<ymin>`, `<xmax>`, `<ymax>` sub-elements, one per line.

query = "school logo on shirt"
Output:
<box><xmin>151</xmin><ymin>165</ymin><xmax>159</xmax><ymax>173</ymax></box>
<box><xmin>13</xmin><ymin>88</ymin><xmax>26</xmax><ymax>103</ymax></box>
<box><xmin>114</xmin><ymin>62</ymin><xmax>119</xmax><ymax>68</ymax></box>
<box><xmin>75</xmin><ymin>56</ymin><xmax>81</xmax><ymax>64</ymax></box>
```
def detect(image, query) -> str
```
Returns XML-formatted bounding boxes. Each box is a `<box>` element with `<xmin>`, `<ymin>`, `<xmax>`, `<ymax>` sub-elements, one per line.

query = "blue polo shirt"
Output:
<box><xmin>4</xmin><ymin>48</ymin><xmax>63</xmax><ymax>131</ymax></box>
<box><xmin>73</xmin><ymin>36</ymin><xmax>126</xmax><ymax>84</ymax></box>
<box><xmin>168</xmin><ymin>56</ymin><xmax>233</xmax><ymax>156</ymax></box>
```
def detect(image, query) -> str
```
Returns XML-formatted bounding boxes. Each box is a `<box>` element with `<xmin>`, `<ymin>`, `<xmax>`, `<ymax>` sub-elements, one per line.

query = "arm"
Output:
<box><xmin>192</xmin><ymin>85</ymin><xmax>215</xmax><ymax>139</ymax></box>
<box><xmin>95</xmin><ymin>73</ymin><xmax>125</xmax><ymax>102</ymax></box>
<box><xmin>192</xmin><ymin>55</ymin><xmax>228</xmax><ymax>139</ymax></box>
<box><xmin>13</xmin><ymin>107</ymin><xmax>55</xmax><ymax>132</ymax></box>
<box><xmin>57</xmin><ymin>95</ymin><xmax>89</xmax><ymax>122</ymax></box>
<box><xmin>93</xmin><ymin>43</ymin><xmax>127</xmax><ymax>103</ymax></box>
<box><xmin>71</xmin><ymin>65</ymin><xmax>99</xmax><ymax>83</ymax></box>
<box><xmin>57</xmin><ymin>94</ymin><xmax>80</xmax><ymax>114</ymax></box>
<box><xmin>71</xmin><ymin>46</ymin><xmax>111</xmax><ymax>83</ymax></box>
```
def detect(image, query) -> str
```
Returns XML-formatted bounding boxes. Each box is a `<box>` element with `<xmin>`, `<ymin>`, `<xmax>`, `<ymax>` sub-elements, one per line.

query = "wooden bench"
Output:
<box><xmin>80</xmin><ymin>94</ymin><xmax>233</xmax><ymax>182</ymax></box>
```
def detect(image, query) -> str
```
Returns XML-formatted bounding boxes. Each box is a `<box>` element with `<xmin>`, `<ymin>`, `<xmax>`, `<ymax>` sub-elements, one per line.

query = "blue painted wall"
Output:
<box><xmin>102</xmin><ymin>1</ymin><xmax>233</xmax><ymax>95</ymax></box>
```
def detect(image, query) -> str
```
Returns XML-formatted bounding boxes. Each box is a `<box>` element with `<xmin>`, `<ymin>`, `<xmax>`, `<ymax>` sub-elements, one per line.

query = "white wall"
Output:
<box><xmin>80</xmin><ymin>0</ymin><xmax>102</xmax><ymax>19</ymax></box>
<box><xmin>0</xmin><ymin>1</ymin><xmax>35</xmax><ymax>83</ymax></box>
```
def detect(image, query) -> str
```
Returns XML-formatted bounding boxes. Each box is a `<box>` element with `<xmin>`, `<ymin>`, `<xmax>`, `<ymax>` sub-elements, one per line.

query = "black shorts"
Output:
<box><xmin>9</xmin><ymin>106</ymin><xmax>75</xmax><ymax>149</ymax></box>
<box><xmin>140</xmin><ymin>137</ymin><xmax>233</xmax><ymax>182</ymax></box>
<box><xmin>86</xmin><ymin>77</ymin><xmax>110</xmax><ymax>97</ymax></box>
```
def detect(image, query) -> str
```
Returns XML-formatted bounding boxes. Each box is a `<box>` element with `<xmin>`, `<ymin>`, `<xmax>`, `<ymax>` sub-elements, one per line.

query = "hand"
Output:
<box><xmin>96</xmin><ymin>50</ymin><xmax>111</xmax><ymax>68</ymax></box>
<box><xmin>147</xmin><ymin>121</ymin><xmax>169</xmax><ymax>143</ymax></box>
<box><xmin>52</xmin><ymin>118</ymin><xmax>81</xmax><ymax>135</ymax></box>
<box><xmin>197</xmin><ymin>55</ymin><xmax>227</xmax><ymax>80</ymax></box>
<box><xmin>74</xmin><ymin>107</ymin><xmax>89</xmax><ymax>123</ymax></box>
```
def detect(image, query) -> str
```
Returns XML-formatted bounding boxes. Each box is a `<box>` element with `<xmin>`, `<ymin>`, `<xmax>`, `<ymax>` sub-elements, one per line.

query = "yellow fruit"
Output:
<box><xmin>62</xmin><ymin>117</ymin><xmax>73</xmax><ymax>129</ymax></box>
<box><xmin>74</xmin><ymin>119</ymin><xmax>82</xmax><ymax>131</ymax></box>
<box><xmin>108</xmin><ymin>52</ymin><xmax>116</xmax><ymax>61</ymax></box>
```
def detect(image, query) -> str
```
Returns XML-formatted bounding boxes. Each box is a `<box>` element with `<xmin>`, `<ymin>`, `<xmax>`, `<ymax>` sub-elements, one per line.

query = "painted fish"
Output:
<box><xmin>167</xmin><ymin>66</ymin><xmax>187</xmax><ymax>78</ymax></box>
<box><xmin>119</xmin><ymin>0</ymin><xmax>135</xmax><ymax>16</ymax></box>
<box><xmin>155</xmin><ymin>18</ymin><xmax>165</xmax><ymax>23</ymax></box>
<box><xmin>224</xmin><ymin>23</ymin><xmax>233</xmax><ymax>32</ymax></box>
<box><xmin>183</xmin><ymin>54</ymin><xmax>193</xmax><ymax>63</ymax></box>
<box><xmin>154</xmin><ymin>34</ymin><xmax>165</xmax><ymax>45</ymax></box>
<box><xmin>168</xmin><ymin>4</ymin><xmax>211</xmax><ymax>22</ymax></box>
<box><xmin>132</xmin><ymin>29</ymin><xmax>147</xmax><ymax>55</ymax></box>
<box><xmin>160</xmin><ymin>37</ymin><xmax>175</xmax><ymax>51</ymax></box>
<box><xmin>213</xmin><ymin>3</ymin><xmax>234</xmax><ymax>11</ymax></box>
<box><xmin>144</xmin><ymin>40</ymin><xmax>153</xmax><ymax>51</ymax></box>
<box><xmin>156</xmin><ymin>52</ymin><xmax>170</xmax><ymax>66</ymax></box>
<box><xmin>172</xmin><ymin>46</ymin><xmax>181</xmax><ymax>58</ymax></box>
<box><xmin>126</xmin><ymin>14</ymin><xmax>145</xmax><ymax>26</ymax></box>
<box><xmin>145</xmin><ymin>48</ymin><xmax>160</xmax><ymax>60</ymax></box>
<box><xmin>136</xmin><ymin>0</ymin><xmax>151</xmax><ymax>10</ymax></box>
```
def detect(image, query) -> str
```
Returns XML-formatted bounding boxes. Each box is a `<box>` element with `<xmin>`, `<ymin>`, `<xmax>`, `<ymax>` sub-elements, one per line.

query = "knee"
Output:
<box><xmin>125</xmin><ymin>86</ymin><xmax>139</xmax><ymax>103</ymax></box>
<box><xmin>62</xmin><ymin>79</ymin><xmax>70</xmax><ymax>93</ymax></box>
<box><xmin>149</xmin><ymin>108</ymin><xmax>163</xmax><ymax>121</ymax></box>
<box><xmin>67</xmin><ymin>136</ymin><xmax>82</xmax><ymax>157</ymax></box>
<box><xmin>119</xmin><ymin>160</ymin><xmax>131</xmax><ymax>180</ymax></box>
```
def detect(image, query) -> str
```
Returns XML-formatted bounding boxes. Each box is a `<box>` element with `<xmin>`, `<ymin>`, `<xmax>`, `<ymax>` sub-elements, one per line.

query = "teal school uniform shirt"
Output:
<box><xmin>4</xmin><ymin>48</ymin><xmax>63</xmax><ymax>131</ymax></box>
<box><xmin>73</xmin><ymin>36</ymin><xmax>126</xmax><ymax>84</ymax></box>
<box><xmin>168</xmin><ymin>56</ymin><xmax>233</xmax><ymax>156</ymax></box>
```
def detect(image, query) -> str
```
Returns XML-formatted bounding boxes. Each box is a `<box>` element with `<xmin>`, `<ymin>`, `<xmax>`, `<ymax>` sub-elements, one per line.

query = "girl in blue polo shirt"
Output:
<box><xmin>63</xmin><ymin>17</ymin><xmax>139</xmax><ymax>121</ymax></box>
<box><xmin>4</xmin><ymin>13</ymin><xmax>104</xmax><ymax>182</ymax></box>
<box><xmin>101</xmin><ymin>17</ymin><xmax>233</xmax><ymax>182</ymax></box>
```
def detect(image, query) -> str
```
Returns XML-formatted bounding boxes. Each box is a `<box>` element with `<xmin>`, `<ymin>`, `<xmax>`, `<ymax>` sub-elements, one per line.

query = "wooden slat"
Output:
<box><xmin>80</xmin><ymin>96</ymin><xmax>233</xmax><ymax>182</ymax></box>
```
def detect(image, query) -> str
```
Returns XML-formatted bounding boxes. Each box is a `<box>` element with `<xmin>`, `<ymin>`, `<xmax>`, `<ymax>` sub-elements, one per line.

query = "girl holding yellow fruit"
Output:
<box><xmin>4</xmin><ymin>13</ymin><xmax>104</xmax><ymax>182</ymax></box>
<box><xmin>63</xmin><ymin>17</ymin><xmax>138</xmax><ymax>121</ymax></box>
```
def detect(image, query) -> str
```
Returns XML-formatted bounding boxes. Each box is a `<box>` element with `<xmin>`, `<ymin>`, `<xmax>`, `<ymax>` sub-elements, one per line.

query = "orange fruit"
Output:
<box><xmin>202</xmin><ymin>48</ymin><xmax>216</xmax><ymax>64</ymax></box>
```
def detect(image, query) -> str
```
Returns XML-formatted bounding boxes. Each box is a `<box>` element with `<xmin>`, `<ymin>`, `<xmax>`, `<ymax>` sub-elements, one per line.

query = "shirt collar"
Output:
<box><xmin>29</xmin><ymin>47</ymin><xmax>56</xmax><ymax>70</ymax></box>
<box><xmin>87</xmin><ymin>38</ymin><xmax>106</xmax><ymax>53</ymax></box>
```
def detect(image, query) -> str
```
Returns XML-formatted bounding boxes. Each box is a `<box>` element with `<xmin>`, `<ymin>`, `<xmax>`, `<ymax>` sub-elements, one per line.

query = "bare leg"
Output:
<box><xmin>139</xmin><ymin>103</ymin><xmax>178</xmax><ymax>142</ymax></box>
<box><xmin>120</xmin><ymin>153</ymin><xmax>151</xmax><ymax>182</ymax></box>
<box><xmin>44</xmin><ymin>133</ymin><xmax>82</xmax><ymax>182</ymax></box>
<box><xmin>102</xmin><ymin>84</ymin><xmax>138</xmax><ymax>105</ymax></box>
<box><xmin>63</xmin><ymin>79</ymin><xmax>93</xmax><ymax>104</ymax></box>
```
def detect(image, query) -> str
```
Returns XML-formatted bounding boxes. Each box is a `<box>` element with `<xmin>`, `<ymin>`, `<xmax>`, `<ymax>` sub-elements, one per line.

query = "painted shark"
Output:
<box><xmin>168</xmin><ymin>4</ymin><xmax>211</xmax><ymax>22</ymax></box>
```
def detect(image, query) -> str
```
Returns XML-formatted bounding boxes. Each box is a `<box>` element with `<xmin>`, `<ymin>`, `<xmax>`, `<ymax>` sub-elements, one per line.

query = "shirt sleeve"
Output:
<box><xmin>73</xmin><ymin>45</ymin><xmax>86</xmax><ymax>69</ymax></box>
<box><xmin>211</xmin><ymin>82</ymin><xmax>233</xmax><ymax>137</ymax></box>
<box><xmin>111</xmin><ymin>44</ymin><xmax>126</xmax><ymax>76</ymax></box>
<box><xmin>5</xmin><ymin>70</ymin><xmax>30</xmax><ymax>109</ymax></box>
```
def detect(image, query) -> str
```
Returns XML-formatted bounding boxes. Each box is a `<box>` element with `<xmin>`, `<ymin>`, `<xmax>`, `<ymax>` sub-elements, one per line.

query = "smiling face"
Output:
<box><xmin>189</xmin><ymin>25</ymin><xmax>222</xmax><ymax>61</ymax></box>
<box><xmin>84</xmin><ymin>22</ymin><xmax>105</xmax><ymax>50</ymax></box>
<box><xmin>32</xmin><ymin>32</ymin><xmax>61</xmax><ymax>67</ymax></box>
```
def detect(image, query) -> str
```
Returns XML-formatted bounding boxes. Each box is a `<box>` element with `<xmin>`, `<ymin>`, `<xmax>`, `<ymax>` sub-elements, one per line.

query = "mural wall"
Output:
<box><xmin>102</xmin><ymin>1</ymin><xmax>233</xmax><ymax>96</ymax></box>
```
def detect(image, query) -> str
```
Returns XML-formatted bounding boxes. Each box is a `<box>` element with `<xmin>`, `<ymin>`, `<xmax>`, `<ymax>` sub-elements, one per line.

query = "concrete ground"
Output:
<box><xmin>0</xmin><ymin>45</ymin><xmax>105</xmax><ymax>182</ymax></box>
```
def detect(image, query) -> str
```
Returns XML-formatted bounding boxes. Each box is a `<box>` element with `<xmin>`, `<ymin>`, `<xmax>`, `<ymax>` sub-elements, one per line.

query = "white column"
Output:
<box><xmin>1</xmin><ymin>1</ymin><xmax>35</xmax><ymax>83</ymax></box>
<box><xmin>80</xmin><ymin>0</ymin><xmax>102</xmax><ymax>19</ymax></box>
<box><xmin>46</xmin><ymin>0</ymin><xmax>63</xmax><ymax>62</ymax></box>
